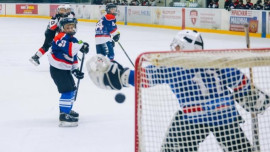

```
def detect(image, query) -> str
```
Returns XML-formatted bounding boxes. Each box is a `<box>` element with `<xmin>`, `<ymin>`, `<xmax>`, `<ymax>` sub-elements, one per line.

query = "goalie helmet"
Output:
<box><xmin>59</xmin><ymin>18</ymin><xmax>78</xmax><ymax>35</ymax></box>
<box><xmin>170</xmin><ymin>30</ymin><xmax>204</xmax><ymax>51</ymax></box>
<box><xmin>57</xmin><ymin>5</ymin><xmax>66</xmax><ymax>17</ymax></box>
<box><xmin>106</xmin><ymin>3</ymin><xmax>117</xmax><ymax>16</ymax></box>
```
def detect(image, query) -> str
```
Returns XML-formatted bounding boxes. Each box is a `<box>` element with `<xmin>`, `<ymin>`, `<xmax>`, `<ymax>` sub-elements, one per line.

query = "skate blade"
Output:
<box><xmin>29</xmin><ymin>58</ymin><xmax>39</xmax><ymax>66</ymax></box>
<box><xmin>59</xmin><ymin>121</ymin><xmax>78</xmax><ymax>127</ymax></box>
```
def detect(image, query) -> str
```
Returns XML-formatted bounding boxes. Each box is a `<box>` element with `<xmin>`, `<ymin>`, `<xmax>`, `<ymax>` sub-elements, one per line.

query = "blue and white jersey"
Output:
<box><xmin>48</xmin><ymin>32</ymin><xmax>83</xmax><ymax>70</ymax></box>
<box><xmin>95</xmin><ymin>14</ymin><xmax>118</xmax><ymax>44</ymax></box>
<box><xmin>143</xmin><ymin>66</ymin><xmax>249</xmax><ymax>126</ymax></box>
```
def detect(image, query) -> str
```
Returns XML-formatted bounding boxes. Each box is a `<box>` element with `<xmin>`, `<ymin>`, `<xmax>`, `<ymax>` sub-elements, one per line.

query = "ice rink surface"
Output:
<box><xmin>0</xmin><ymin>17</ymin><xmax>270</xmax><ymax>152</ymax></box>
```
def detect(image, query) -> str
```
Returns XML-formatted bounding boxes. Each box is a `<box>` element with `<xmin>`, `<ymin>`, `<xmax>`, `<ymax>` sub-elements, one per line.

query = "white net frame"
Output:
<box><xmin>135</xmin><ymin>48</ymin><xmax>270</xmax><ymax>152</ymax></box>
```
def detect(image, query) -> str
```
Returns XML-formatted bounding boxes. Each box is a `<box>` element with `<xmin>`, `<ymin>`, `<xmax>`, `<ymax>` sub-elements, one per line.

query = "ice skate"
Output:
<box><xmin>59</xmin><ymin>113</ymin><xmax>78</xmax><ymax>127</ymax></box>
<box><xmin>29</xmin><ymin>54</ymin><xmax>40</xmax><ymax>66</ymax></box>
<box><xmin>69</xmin><ymin>110</ymin><xmax>79</xmax><ymax>118</ymax></box>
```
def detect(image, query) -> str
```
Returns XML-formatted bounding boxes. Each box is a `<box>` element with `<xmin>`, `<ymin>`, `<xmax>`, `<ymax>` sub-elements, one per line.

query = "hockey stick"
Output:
<box><xmin>117</xmin><ymin>41</ymin><xmax>135</xmax><ymax>67</ymax></box>
<box><xmin>74</xmin><ymin>52</ymin><xmax>85</xmax><ymax>101</ymax></box>
<box><xmin>244</xmin><ymin>24</ymin><xmax>261</xmax><ymax>152</ymax></box>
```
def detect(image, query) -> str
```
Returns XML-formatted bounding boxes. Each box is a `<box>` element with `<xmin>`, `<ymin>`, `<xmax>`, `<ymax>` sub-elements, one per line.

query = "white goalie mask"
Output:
<box><xmin>170</xmin><ymin>30</ymin><xmax>204</xmax><ymax>51</ymax></box>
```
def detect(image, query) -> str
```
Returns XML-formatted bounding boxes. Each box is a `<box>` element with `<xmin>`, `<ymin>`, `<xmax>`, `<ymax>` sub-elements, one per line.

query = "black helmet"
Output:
<box><xmin>106</xmin><ymin>3</ymin><xmax>117</xmax><ymax>16</ymax></box>
<box><xmin>59</xmin><ymin>18</ymin><xmax>78</xmax><ymax>35</ymax></box>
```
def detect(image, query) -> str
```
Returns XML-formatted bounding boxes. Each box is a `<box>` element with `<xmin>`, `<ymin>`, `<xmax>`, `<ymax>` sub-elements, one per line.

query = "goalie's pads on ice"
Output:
<box><xmin>86</xmin><ymin>54</ymin><xmax>131</xmax><ymax>90</ymax></box>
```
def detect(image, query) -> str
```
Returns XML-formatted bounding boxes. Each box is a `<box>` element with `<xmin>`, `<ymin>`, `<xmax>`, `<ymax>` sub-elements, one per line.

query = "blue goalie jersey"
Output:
<box><xmin>144</xmin><ymin>66</ymin><xmax>248</xmax><ymax>126</ymax></box>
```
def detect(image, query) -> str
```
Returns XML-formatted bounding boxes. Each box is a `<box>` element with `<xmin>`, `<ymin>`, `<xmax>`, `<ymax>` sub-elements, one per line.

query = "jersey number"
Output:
<box><xmin>58</xmin><ymin>40</ymin><xmax>67</xmax><ymax>47</ymax></box>
<box><xmin>192</xmin><ymin>70</ymin><xmax>223</xmax><ymax>96</ymax></box>
<box><xmin>96</xmin><ymin>19</ymin><xmax>104</xmax><ymax>31</ymax></box>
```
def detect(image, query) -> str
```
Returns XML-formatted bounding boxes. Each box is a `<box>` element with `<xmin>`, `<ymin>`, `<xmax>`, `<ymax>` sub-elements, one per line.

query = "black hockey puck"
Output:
<box><xmin>115</xmin><ymin>93</ymin><xmax>126</xmax><ymax>103</ymax></box>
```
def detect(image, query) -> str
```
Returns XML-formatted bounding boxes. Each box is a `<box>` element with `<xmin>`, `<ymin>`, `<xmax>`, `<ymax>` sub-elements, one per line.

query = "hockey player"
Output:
<box><xmin>49</xmin><ymin>17</ymin><xmax>89</xmax><ymax>127</ymax></box>
<box><xmin>29</xmin><ymin>4</ymin><xmax>75</xmax><ymax>66</ymax></box>
<box><xmin>65</xmin><ymin>4</ymin><xmax>75</xmax><ymax>18</ymax></box>
<box><xmin>86</xmin><ymin>30</ymin><xmax>270</xmax><ymax>151</ymax></box>
<box><xmin>95</xmin><ymin>3</ymin><xmax>120</xmax><ymax>61</ymax></box>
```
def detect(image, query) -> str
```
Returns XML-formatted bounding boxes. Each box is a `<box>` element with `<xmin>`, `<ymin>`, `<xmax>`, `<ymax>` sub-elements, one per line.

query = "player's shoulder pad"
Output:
<box><xmin>104</xmin><ymin>14</ymin><xmax>116</xmax><ymax>21</ymax></box>
<box><xmin>54</xmin><ymin>32</ymin><xmax>66</xmax><ymax>41</ymax></box>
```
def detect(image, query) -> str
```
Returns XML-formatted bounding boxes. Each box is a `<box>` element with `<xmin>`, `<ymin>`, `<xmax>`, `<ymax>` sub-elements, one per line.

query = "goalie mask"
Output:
<box><xmin>106</xmin><ymin>3</ymin><xmax>117</xmax><ymax>16</ymax></box>
<box><xmin>59</xmin><ymin>18</ymin><xmax>78</xmax><ymax>35</ymax></box>
<box><xmin>170</xmin><ymin>30</ymin><xmax>204</xmax><ymax>51</ymax></box>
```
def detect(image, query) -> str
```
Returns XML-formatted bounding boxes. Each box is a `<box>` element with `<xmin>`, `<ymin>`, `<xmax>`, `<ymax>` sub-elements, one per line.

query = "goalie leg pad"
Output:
<box><xmin>161</xmin><ymin>110</ymin><xmax>208</xmax><ymax>152</ymax></box>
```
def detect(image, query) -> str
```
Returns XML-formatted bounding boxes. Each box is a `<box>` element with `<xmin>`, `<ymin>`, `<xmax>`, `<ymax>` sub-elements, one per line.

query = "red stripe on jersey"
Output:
<box><xmin>110</xmin><ymin>28</ymin><xmax>117</xmax><ymax>34</ymax></box>
<box><xmin>183</xmin><ymin>106</ymin><xmax>203</xmax><ymax>113</ymax></box>
<box><xmin>68</xmin><ymin>42</ymin><xmax>72</xmax><ymax>57</ymax></box>
<box><xmin>50</xmin><ymin>24</ymin><xmax>58</xmax><ymax>30</ymax></box>
<box><xmin>233</xmin><ymin>75</ymin><xmax>248</xmax><ymax>91</ymax></box>
<box><xmin>54</xmin><ymin>32</ymin><xmax>65</xmax><ymax>41</ymax></box>
<box><xmin>216</xmin><ymin>105</ymin><xmax>229</xmax><ymax>110</ymax></box>
<box><xmin>38</xmin><ymin>48</ymin><xmax>46</xmax><ymax>55</ymax></box>
<box><xmin>104</xmin><ymin>14</ymin><xmax>116</xmax><ymax>21</ymax></box>
<box><xmin>51</xmin><ymin>54</ymin><xmax>72</xmax><ymax>65</ymax></box>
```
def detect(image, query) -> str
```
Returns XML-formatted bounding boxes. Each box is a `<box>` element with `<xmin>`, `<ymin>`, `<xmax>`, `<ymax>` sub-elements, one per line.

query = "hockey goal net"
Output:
<box><xmin>135</xmin><ymin>49</ymin><xmax>270</xmax><ymax>152</ymax></box>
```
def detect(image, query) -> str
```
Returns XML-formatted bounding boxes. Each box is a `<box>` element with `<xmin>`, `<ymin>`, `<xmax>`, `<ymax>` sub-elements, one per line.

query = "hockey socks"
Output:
<box><xmin>59</xmin><ymin>91</ymin><xmax>78</xmax><ymax>127</ymax></box>
<box><xmin>59</xmin><ymin>91</ymin><xmax>75</xmax><ymax>114</ymax></box>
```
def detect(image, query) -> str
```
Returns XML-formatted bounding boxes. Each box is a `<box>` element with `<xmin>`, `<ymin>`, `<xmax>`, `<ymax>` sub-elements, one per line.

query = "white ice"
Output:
<box><xmin>0</xmin><ymin>17</ymin><xmax>270</xmax><ymax>152</ymax></box>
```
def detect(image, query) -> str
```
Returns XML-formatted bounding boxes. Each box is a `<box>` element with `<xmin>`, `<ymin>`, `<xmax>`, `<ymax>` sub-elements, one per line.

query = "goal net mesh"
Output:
<box><xmin>135</xmin><ymin>49</ymin><xmax>270</xmax><ymax>152</ymax></box>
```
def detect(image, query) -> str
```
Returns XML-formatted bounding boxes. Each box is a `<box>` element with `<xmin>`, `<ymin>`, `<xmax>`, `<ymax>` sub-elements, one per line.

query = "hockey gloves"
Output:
<box><xmin>72</xmin><ymin>69</ymin><xmax>84</xmax><ymax>79</ymax></box>
<box><xmin>234</xmin><ymin>87</ymin><xmax>270</xmax><ymax>114</ymax></box>
<box><xmin>80</xmin><ymin>42</ymin><xmax>89</xmax><ymax>54</ymax></box>
<box><xmin>113</xmin><ymin>32</ymin><xmax>120</xmax><ymax>42</ymax></box>
<box><xmin>86</xmin><ymin>54</ymin><xmax>131</xmax><ymax>90</ymax></box>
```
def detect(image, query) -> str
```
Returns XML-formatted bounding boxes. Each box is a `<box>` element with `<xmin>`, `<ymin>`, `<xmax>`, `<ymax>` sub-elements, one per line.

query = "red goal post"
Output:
<box><xmin>135</xmin><ymin>48</ymin><xmax>270</xmax><ymax>152</ymax></box>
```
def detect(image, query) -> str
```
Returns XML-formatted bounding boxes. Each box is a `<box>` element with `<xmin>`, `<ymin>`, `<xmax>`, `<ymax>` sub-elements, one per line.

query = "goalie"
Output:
<box><xmin>86</xmin><ymin>30</ymin><xmax>270</xmax><ymax>151</ymax></box>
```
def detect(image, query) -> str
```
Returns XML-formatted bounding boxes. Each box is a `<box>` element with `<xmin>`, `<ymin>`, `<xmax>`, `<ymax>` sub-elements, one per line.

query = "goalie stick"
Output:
<box><xmin>244</xmin><ymin>23</ymin><xmax>261</xmax><ymax>152</ymax></box>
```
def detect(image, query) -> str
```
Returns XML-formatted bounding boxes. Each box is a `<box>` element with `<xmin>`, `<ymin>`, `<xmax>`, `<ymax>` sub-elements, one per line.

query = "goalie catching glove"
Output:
<box><xmin>86</xmin><ymin>54</ymin><xmax>131</xmax><ymax>90</ymax></box>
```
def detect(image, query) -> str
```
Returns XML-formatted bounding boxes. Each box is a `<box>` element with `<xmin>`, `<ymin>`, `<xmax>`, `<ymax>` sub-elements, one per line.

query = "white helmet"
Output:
<box><xmin>57</xmin><ymin>5</ymin><xmax>66</xmax><ymax>17</ymax></box>
<box><xmin>65</xmin><ymin>4</ymin><xmax>72</xmax><ymax>15</ymax></box>
<box><xmin>170</xmin><ymin>30</ymin><xmax>204</xmax><ymax>51</ymax></box>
